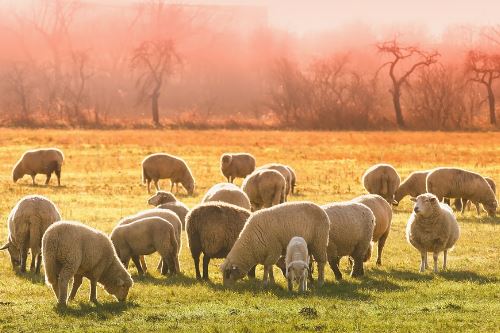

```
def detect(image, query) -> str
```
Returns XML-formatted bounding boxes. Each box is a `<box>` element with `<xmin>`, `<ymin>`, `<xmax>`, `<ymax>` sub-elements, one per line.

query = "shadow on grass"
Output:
<box><xmin>55</xmin><ymin>300</ymin><xmax>139</xmax><ymax>318</ymax></box>
<box><xmin>457</xmin><ymin>215</ymin><xmax>499</xmax><ymax>225</ymax></box>
<box><xmin>131</xmin><ymin>272</ymin><xmax>199</xmax><ymax>287</ymax></box>
<box><xmin>14</xmin><ymin>270</ymin><xmax>45</xmax><ymax>284</ymax></box>
<box><xmin>381</xmin><ymin>268</ymin><xmax>497</xmax><ymax>284</ymax></box>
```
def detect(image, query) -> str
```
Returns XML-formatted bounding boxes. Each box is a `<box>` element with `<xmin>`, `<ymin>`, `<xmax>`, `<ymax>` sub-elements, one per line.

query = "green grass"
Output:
<box><xmin>0</xmin><ymin>129</ymin><xmax>498</xmax><ymax>332</ymax></box>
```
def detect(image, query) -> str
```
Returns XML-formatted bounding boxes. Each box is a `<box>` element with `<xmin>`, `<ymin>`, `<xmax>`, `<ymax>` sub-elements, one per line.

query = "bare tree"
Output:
<box><xmin>3</xmin><ymin>63</ymin><xmax>34</xmax><ymax>121</ymax></box>
<box><xmin>64</xmin><ymin>50</ymin><xmax>93</xmax><ymax>124</ymax></box>
<box><xmin>377</xmin><ymin>39</ymin><xmax>439</xmax><ymax>128</ymax></box>
<box><xmin>131</xmin><ymin>39</ymin><xmax>181</xmax><ymax>126</ymax></box>
<box><xmin>466</xmin><ymin>50</ymin><xmax>500</xmax><ymax>125</ymax></box>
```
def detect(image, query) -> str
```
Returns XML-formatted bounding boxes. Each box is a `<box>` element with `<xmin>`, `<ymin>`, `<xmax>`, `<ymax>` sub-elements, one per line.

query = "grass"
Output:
<box><xmin>0</xmin><ymin>129</ymin><xmax>499</xmax><ymax>332</ymax></box>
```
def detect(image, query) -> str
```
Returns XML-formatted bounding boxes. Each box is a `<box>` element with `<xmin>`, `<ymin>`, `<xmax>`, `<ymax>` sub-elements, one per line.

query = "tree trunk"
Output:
<box><xmin>487</xmin><ymin>84</ymin><xmax>496</xmax><ymax>125</ymax></box>
<box><xmin>392</xmin><ymin>85</ymin><xmax>405</xmax><ymax>128</ymax></box>
<box><xmin>151</xmin><ymin>91</ymin><xmax>160</xmax><ymax>127</ymax></box>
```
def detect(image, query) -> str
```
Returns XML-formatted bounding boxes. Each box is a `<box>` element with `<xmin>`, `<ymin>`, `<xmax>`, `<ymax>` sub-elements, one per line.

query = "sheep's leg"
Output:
<box><xmin>193</xmin><ymin>252</ymin><xmax>201</xmax><ymax>279</ymax></box>
<box><xmin>175</xmin><ymin>183</ymin><xmax>179</xmax><ymax>194</ymax></box>
<box><xmin>45</xmin><ymin>173</ymin><xmax>52</xmax><ymax>185</ymax></box>
<box><xmin>443</xmin><ymin>250</ymin><xmax>448</xmax><ymax>271</ymax></box>
<box><xmin>30</xmin><ymin>251</ymin><xmax>37</xmax><ymax>272</ymax></box>
<box><xmin>173</xmin><ymin>255</ymin><xmax>180</xmax><ymax>274</ymax></box>
<box><xmin>328</xmin><ymin>257</ymin><xmax>342</xmax><ymax>280</ymax></box>
<box><xmin>165</xmin><ymin>256</ymin><xmax>176</xmax><ymax>275</ymax></box>
<box><xmin>475</xmin><ymin>203</ymin><xmax>481</xmax><ymax>216</ymax></box>
<box><xmin>156</xmin><ymin>259</ymin><xmax>163</xmax><ymax>273</ymax></box>
<box><xmin>377</xmin><ymin>230</ymin><xmax>390</xmax><ymax>266</ymax></box>
<box><xmin>131</xmin><ymin>256</ymin><xmax>144</xmax><ymax>276</ymax></box>
<box><xmin>140</xmin><ymin>255</ymin><xmax>148</xmax><ymax>273</ymax></box>
<box><xmin>351</xmin><ymin>256</ymin><xmax>364</xmax><ymax>277</ymax></box>
<box><xmin>287</xmin><ymin>277</ymin><xmax>293</xmax><ymax>291</ymax></box>
<box><xmin>419</xmin><ymin>251</ymin><xmax>426</xmax><ymax>272</ymax></box>
<box><xmin>89</xmin><ymin>279</ymin><xmax>98</xmax><ymax>304</ymax></box>
<box><xmin>154</xmin><ymin>179</ymin><xmax>160</xmax><ymax>191</ymax></box>
<box><xmin>55</xmin><ymin>168</ymin><xmax>61</xmax><ymax>187</ymax></box>
<box><xmin>202</xmin><ymin>255</ymin><xmax>210</xmax><ymax>280</ymax></box>
<box><xmin>35</xmin><ymin>253</ymin><xmax>42</xmax><ymax>274</ymax></box>
<box><xmin>69</xmin><ymin>275</ymin><xmax>83</xmax><ymax>301</ymax></box>
<box><xmin>299</xmin><ymin>276</ymin><xmax>306</xmax><ymax>292</ymax></box>
<box><xmin>57</xmin><ymin>268</ymin><xmax>74</xmax><ymax>306</ymax></box>
<box><xmin>247</xmin><ymin>265</ymin><xmax>256</xmax><ymax>279</ymax></box>
<box><xmin>443</xmin><ymin>198</ymin><xmax>450</xmax><ymax>205</ymax></box>
<box><xmin>170</xmin><ymin>181</ymin><xmax>174</xmax><ymax>192</ymax></box>
<box><xmin>263</xmin><ymin>265</ymin><xmax>273</xmax><ymax>286</ymax></box>
<box><xmin>433</xmin><ymin>252</ymin><xmax>439</xmax><ymax>273</ymax></box>
<box><xmin>146</xmin><ymin>179</ymin><xmax>151</xmax><ymax>194</ymax></box>
<box><xmin>30</xmin><ymin>174</ymin><xmax>36</xmax><ymax>185</ymax></box>
<box><xmin>19</xmin><ymin>246</ymin><xmax>28</xmax><ymax>273</ymax></box>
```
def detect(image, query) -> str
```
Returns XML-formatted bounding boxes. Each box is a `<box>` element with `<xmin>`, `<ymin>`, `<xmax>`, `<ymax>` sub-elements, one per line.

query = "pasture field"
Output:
<box><xmin>0</xmin><ymin>129</ymin><xmax>499</xmax><ymax>333</ymax></box>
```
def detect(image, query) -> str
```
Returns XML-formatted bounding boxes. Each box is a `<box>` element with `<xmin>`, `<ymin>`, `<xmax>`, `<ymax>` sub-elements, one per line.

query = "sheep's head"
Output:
<box><xmin>0</xmin><ymin>241</ymin><xmax>20</xmax><ymax>268</ymax></box>
<box><xmin>183</xmin><ymin>179</ymin><xmax>195</xmax><ymax>196</ymax></box>
<box><xmin>147</xmin><ymin>191</ymin><xmax>177</xmax><ymax>206</ymax></box>
<box><xmin>220</xmin><ymin>154</ymin><xmax>232</xmax><ymax>170</ymax></box>
<box><xmin>393</xmin><ymin>188</ymin><xmax>404</xmax><ymax>206</ymax></box>
<box><xmin>104</xmin><ymin>276</ymin><xmax>133</xmax><ymax>302</ymax></box>
<box><xmin>484</xmin><ymin>200</ymin><xmax>497</xmax><ymax>217</ymax></box>
<box><xmin>286</xmin><ymin>261</ymin><xmax>309</xmax><ymax>283</ymax></box>
<box><xmin>220</xmin><ymin>260</ymin><xmax>245</xmax><ymax>286</ymax></box>
<box><xmin>12</xmin><ymin>163</ymin><xmax>23</xmax><ymax>183</ymax></box>
<box><xmin>411</xmin><ymin>193</ymin><xmax>439</xmax><ymax>218</ymax></box>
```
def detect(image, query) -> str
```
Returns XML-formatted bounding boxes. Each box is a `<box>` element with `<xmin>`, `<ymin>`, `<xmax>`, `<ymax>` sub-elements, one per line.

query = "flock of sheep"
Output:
<box><xmin>1</xmin><ymin>148</ymin><xmax>497</xmax><ymax>307</ymax></box>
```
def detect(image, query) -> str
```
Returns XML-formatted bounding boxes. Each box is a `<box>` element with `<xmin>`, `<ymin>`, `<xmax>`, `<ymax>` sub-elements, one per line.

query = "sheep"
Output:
<box><xmin>146</xmin><ymin>190</ymin><xmax>189</xmax><ymax>229</ymax></box>
<box><xmin>285</xmin><ymin>236</ymin><xmax>309</xmax><ymax>292</ymax></box>
<box><xmin>426</xmin><ymin>167</ymin><xmax>497</xmax><ymax>217</ymax></box>
<box><xmin>1</xmin><ymin>195</ymin><xmax>61</xmax><ymax>274</ymax></box>
<box><xmin>394</xmin><ymin>170</ymin><xmax>430</xmax><ymax>204</ymax></box>
<box><xmin>201</xmin><ymin>183</ymin><xmax>251</xmax><ymax>210</ymax></box>
<box><xmin>186</xmin><ymin>202</ymin><xmax>251</xmax><ymax>280</ymax></box>
<box><xmin>142</xmin><ymin>153</ymin><xmax>195</xmax><ymax>195</ymax></box>
<box><xmin>322</xmin><ymin>202</ymin><xmax>375</xmax><ymax>280</ymax></box>
<box><xmin>147</xmin><ymin>191</ymin><xmax>178</xmax><ymax>206</ymax></box>
<box><xmin>406</xmin><ymin>193</ymin><xmax>460</xmax><ymax>273</ymax></box>
<box><xmin>362</xmin><ymin>163</ymin><xmax>401</xmax><ymax>204</ymax></box>
<box><xmin>42</xmin><ymin>221</ymin><xmax>133</xmax><ymax>306</ymax></box>
<box><xmin>453</xmin><ymin>177</ymin><xmax>497</xmax><ymax>214</ymax></box>
<box><xmin>242</xmin><ymin>169</ymin><xmax>286</xmax><ymax>211</ymax></box>
<box><xmin>12</xmin><ymin>148</ymin><xmax>64</xmax><ymax>186</ymax></box>
<box><xmin>118</xmin><ymin>208</ymin><xmax>182</xmax><ymax>274</ymax></box>
<box><xmin>257</xmin><ymin>163</ymin><xmax>293</xmax><ymax>199</ymax></box>
<box><xmin>220</xmin><ymin>201</ymin><xmax>330</xmax><ymax>287</ymax></box>
<box><xmin>220</xmin><ymin>153</ymin><xmax>256</xmax><ymax>183</ymax></box>
<box><xmin>286</xmin><ymin>165</ymin><xmax>297</xmax><ymax>194</ymax></box>
<box><xmin>111</xmin><ymin>217</ymin><xmax>179</xmax><ymax>276</ymax></box>
<box><xmin>351</xmin><ymin>194</ymin><xmax>392</xmax><ymax>266</ymax></box>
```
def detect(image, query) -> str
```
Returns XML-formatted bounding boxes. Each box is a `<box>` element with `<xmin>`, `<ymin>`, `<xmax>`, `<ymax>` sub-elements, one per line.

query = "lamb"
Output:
<box><xmin>426</xmin><ymin>167</ymin><xmax>497</xmax><ymax>217</ymax></box>
<box><xmin>201</xmin><ymin>183</ymin><xmax>251</xmax><ymax>210</ymax></box>
<box><xmin>42</xmin><ymin>221</ymin><xmax>133</xmax><ymax>306</ymax></box>
<box><xmin>220</xmin><ymin>153</ymin><xmax>256</xmax><ymax>183</ymax></box>
<box><xmin>286</xmin><ymin>165</ymin><xmax>297</xmax><ymax>194</ymax></box>
<box><xmin>186</xmin><ymin>202</ymin><xmax>251</xmax><ymax>280</ymax></box>
<box><xmin>111</xmin><ymin>217</ymin><xmax>179</xmax><ymax>276</ymax></box>
<box><xmin>257</xmin><ymin>163</ymin><xmax>293</xmax><ymax>199</ymax></box>
<box><xmin>12</xmin><ymin>148</ymin><xmax>64</xmax><ymax>186</ymax></box>
<box><xmin>362</xmin><ymin>163</ymin><xmax>401</xmax><ymax>204</ymax></box>
<box><xmin>142</xmin><ymin>153</ymin><xmax>195</xmax><ymax>195</ymax></box>
<box><xmin>220</xmin><ymin>201</ymin><xmax>330</xmax><ymax>287</ymax></box>
<box><xmin>1</xmin><ymin>195</ymin><xmax>61</xmax><ymax>274</ymax></box>
<box><xmin>322</xmin><ymin>202</ymin><xmax>375</xmax><ymax>279</ymax></box>
<box><xmin>406</xmin><ymin>193</ymin><xmax>460</xmax><ymax>272</ymax></box>
<box><xmin>351</xmin><ymin>194</ymin><xmax>392</xmax><ymax>265</ymax></box>
<box><xmin>453</xmin><ymin>177</ymin><xmax>497</xmax><ymax>214</ymax></box>
<box><xmin>285</xmin><ymin>237</ymin><xmax>309</xmax><ymax>292</ymax></box>
<box><xmin>242</xmin><ymin>169</ymin><xmax>286</xmax><ymax>211</ymax></box>
<box><xmin>394</xmin><ymin>170</ymin><xmax>430</xmax><ymax>204</ymax></box>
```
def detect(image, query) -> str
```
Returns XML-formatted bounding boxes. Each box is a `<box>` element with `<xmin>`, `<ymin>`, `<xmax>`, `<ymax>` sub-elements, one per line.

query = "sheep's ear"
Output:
<box><xmin>0</xmin><ymin>242</ymin><xmax>9</xmax><ymax>250</ymax></box>
<box><xmin>430</xmin><ymin>197</ymin><xmax>437</xmax><ymax>203</ymax></box>
<box><xmin>116</xmin><ymin>278</ymin><xmax>124</xmax><ymax>286</ymax></box>
<box><xmin>410</xmin><ymin>197</ymin><xmax>417</xmax><ymax>202</ymax></box>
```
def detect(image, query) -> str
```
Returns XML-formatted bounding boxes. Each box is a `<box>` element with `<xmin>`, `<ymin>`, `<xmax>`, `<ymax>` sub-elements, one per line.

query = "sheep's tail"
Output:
<box><xmin>169</xmin><ymin>229</ymin><xmax>180</xmax><ymax>273</ymax></box>
<box><xmin>273</xmin><ymin>183</ymin><xmax>284</xmax><ymax>205</ymax></box>
<box><xmin>380</xmin><ymin>174</ymin><xmax>389</xmax><ymax>195</ymax></box>
<box><xmin>364</xmin><ymin>242</ymin><xmax>373</xmax><ymax>262</ymax></box>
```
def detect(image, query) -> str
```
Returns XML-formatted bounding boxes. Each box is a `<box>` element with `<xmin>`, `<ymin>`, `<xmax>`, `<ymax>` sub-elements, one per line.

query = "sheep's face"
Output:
<box><xmin>393</xmin><ymin>188</ymin><xmax>404</xmax><ymax>205</ymax></box>
<box><xmin>220</xmin><ymin>155</ymin><xmax>232</xmax><ymax>171</ymax></box>
<box><xmin>105</xmin><ymin>277</ymin><xmax>133</xmax><ymax>302</ymax></box>
<box><xmin>221</xmin><ymin>263</ymin><xmax>245</xmax><ymax>286</ymax></box>
<box><xmin>0</xmin><ymin>242</ymin><xmax>20</xmax><ymax>268</ymax></box>
<box><xmin>411</xmin><ymin>194</ymin><xmax>438</xmax><ymax>218</ymax></box>
<box><xmin>183</xmin><ymin>180</ymin><xmax>195</xmax><ymax>196</ymax></box>
<box><xmin>286</xmin><ymin>261</ymin><xmax>308</xmax><ymax>283</ymax></box>
<box><xmin>148</xmin><ymin>191</ymin><xmax>176</xmax><ymax>206</ymax></box>
<box><xmin>484</xmin><ymin>200</ymin><xmax>497</xmax><ymax>217</ymax></box>
<box><xmin>12</xmin><ymin>165</ymin><xmax>23</xmax><ymax>183</ymax></box>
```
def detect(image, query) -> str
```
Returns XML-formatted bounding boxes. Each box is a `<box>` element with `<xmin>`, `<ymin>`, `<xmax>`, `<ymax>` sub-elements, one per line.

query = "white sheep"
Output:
<box><xmin>201</xmin><ymin>183</ymin><xmax>251</xmax><ymax>210</ymax></box>
<box><xmin>146</xmin><ymin>191</ymin><xmax>189</xmax><ymax>229</ymax></box>
<box><xmin>242</xmin><ymin>169</ymin><xmax>286</xmax><ymax>211</ymax></box>
<box><xmin>1</xmin><ymin>195</ymin><xmax>61</xmax><ymax>274</ymax></box>
<box><xmin>42</xmin><ymin>221</ymin><xmax>133</xmax><ymax>306</ymax></box>
<box><xmin>406</xmin><ymin>193</ymin><xmax>460</xmax><ymax>272</ymax></box>
<box><xmin>12</xmin><ymin>148</ymin><xmax>64</xmax><ymax>186</ymax></box>
<box><xmin>285</xmin><ymin>236</ymin><xmax>309</xmax><ymax>292</ymax></box>
<box><xmin>454</xmin><ymin>177</ymin><xmax>497</xmax><ymax>214</ymax></box>
<box><xmin>220</xmin><ymin>153</ymin><xmax>256</xmax><ymax>183</ymax></box>
<box><xmin>142</xmin><ymin>153</ymin><xmax>195</xmax><ymax>195</ymax></box>
<box><xmin>394</xmin><ymin>170</ymin><xmax>430</xmax><ymax>204</ymax></box>
<box><xmin>147</xmin><ymin>191</ymin><xmax>178</xmax><ymax>206</ymax></box>
<box><xmin>362</xmin><ymin>163</ymin><xmax>401</xmax><ymax>204</ymax></box>
<box><xmin>257</xmin><ymin>163</ymin><xmax>293</xmax><ymax>199</ymax></box>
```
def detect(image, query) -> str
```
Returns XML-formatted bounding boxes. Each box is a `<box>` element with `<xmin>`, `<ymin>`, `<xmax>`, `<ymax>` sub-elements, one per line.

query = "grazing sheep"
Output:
<box><xmin>147</xmin><ymin>191</ymin><xmax>178</xmax><ymax>206</ymax></box>
<box><xmin>351</xmin><ymin>194</ymin><xmax>392</xmax><ymax>266</ymax></box>
<box><xmin>201</xmin><ymin>183</ymin><xmax>251</xmax><ymax>210</ymax></box>
<box><xmin>394</xmin><ymin>170</ymin><xmax>430</xmax><ymax>204</ymax></box>
<box><xmin>220</xmin><ymin>202</ymin><xmax>329</xmax><ymax>287</ymax></box>
<box><xmin>142</xmin><ymin>153</ymin><xmax>195</xmax><ymax>195</ymax></box>
<box><xmin>42</xmin><ymin>221</ymin><xmax>133</xmax><ymax>306</ymax></box>
<box><xmin>111</xmin><ymin>217</ymin><xmax>179</xmax><ymax>276</ymax></box>
<box><xmin>186</xmin><ymin>202</ymin><xmax>251</xmax><ymax>280</ymax></box>
<box><xmin>406</xmin><ymin>193</ymin><xmax>460</xmax><ymax>272</ymax></box>
<box><xmin>322</xmin><ymin>202</ymin><xmax>375</xmax><ymax>279</ymax></box>
<box><xmin>454</xmin><ymin>177</ymin><xmax>497</xmax><ymax>214</ymax></box>
<box><xmin>220</xmin><ymin>153</ymin><xmax>256</xmax><ymax>183</ymax></box>
<box><xmin>157</xmin><ymin>202</ymin><xmax>190</xmax><ymax>230</ymax></box>
<box><xmin>258</xmin><ymin>163</ymin><xmax>293</xmax><ymax>199</ymax></box>
<box><xmin>12</xmin><ymin>148</ymin><xmax>64</xmax><ymax>186</ymax></box>
<box><xmin>286</xmin><ymin>165</ymin><xmax>297</xmax><ymax>194</ymax></box>
<box><xmin>285</xmin><ymin>237</ymin><xmax>309</xmax><ymax>292</ymax></box>
<box><xmin>426</xmin><ymin>167</ymin><xmax>497</xmax><ymax>217</ymax></box>
<box><xmin>1</xmin><ymin>195</ymin><xmax>61</xmax><ymax>274</ymax></box>
<box><xmin>242</xmin><ymin>169</ymin><xmax>286</xmax><ymax>211</ymax></box>
<box><xmin>362</xmin><ymin>163</ymin><xmax>401</xmax><ymax>204</ymax></box>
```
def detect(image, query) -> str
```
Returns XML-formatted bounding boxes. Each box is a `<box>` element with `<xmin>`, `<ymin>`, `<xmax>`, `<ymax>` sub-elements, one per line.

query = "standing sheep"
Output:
<box><xmin>362</xmin><ymin>163</ymin><xmax>401</xmax><ymax>204</ymax></box>
<box><xmin>12</xmin><ymin>148</ymin><xmax>64</xmax><ymax>186</ymax></box>
<box><xmin>242</xmin><ymin>169</ymin><xmax>286</xmax><ymax>211</ymax></box>
<box><xmin>258</xmin><ymin>163</ymin><xmax>293</xmax><ymax>199</ymax></box>
<box><xmin>285</xmin><ymin>237</ymin><xmax>309</xmax><ymax>292</ymax></box>
<box><xmin>1</xmin><ymin>195</ymin><xmax>61</xmax><ymax>274</ymax></box>
<box><xmin>186</xmin><ymin>202</ymin><xmax>251</xmax><ymax>280</ymax></box>
<box><xmin>142</xmin><ymin>153</ymin><xmax>195</xmax><ymax>195</ymax></box>
<box><xmin>394</xmin><ymin>170</ymin><xmax>430</xmax><ymax>204</ymax></box>
<box><xmin>351</xmin><ymin>194</ymin><xmax>392</xmax><ymax>266</ymax></box>
<box><xmin>426</xmin><ymin>167</ymin><xmax>497</xmax><ymax>217</ymax></box>
<box><xmin>220</xmin><ymin>153</ymin><xmax>256</xmax><ymax>183</ymax></box>
<box><xmin>454</xmin><ymin>177</ymin><xmax>497</xmax><ymax>214</ymax></box>
<box><xmin>220</xmin><ymin>202</ymin><xmax>330</xmax><ymax>287</ymax></box>
<box><xmin>111</xmin><ymin>217</ymin><xmax>179</xmax><ymax>276</ymax></box>
<box><xmin>42</xmin><ymin>221</ymin><xmax>133</xmax><ymax>306</ymax></box>
<box><xmin>201</xmin><ymin>183</ymin><xmax>251</xmax><ymax>210</ymax></box>
<box><xmin>322</xmin><ymin>202</ymin><xmax>375</xmax><ymax>279</ymax></box>
<box><xmin>406</xmin><ymin>193</ymin><xmax>460</xmax><ymax>272</ymax></box>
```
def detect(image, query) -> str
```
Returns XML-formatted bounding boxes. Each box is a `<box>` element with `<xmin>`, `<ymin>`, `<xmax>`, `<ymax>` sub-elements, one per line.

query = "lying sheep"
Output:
<box><xmin>258</xmin><ymin>163</ymin><xmax>293</xmax><ymax>199</ymax></box>
<box><xmin>426</xmin><ymin>167</ymin><xmax>497</xmax><ymax>217</ymax></box>
<box><xmin>394</xmin><ymin>170</ymin><xmax>430</xmax><ymax>204</ymax></box>
<box><xmin>242</xmin><ymin>169</ymin><xmax>286</xmax><ymax>211</ymax></box>
<box><xmin>201</xmin><ymin>183</ymin><xmax>251</xmax><ymax>210</ymax></box>
<box><xmin>406</xmin><ymin>193</ymin><xmax>460</xmax><ymax>272</ymax></box>
<box><xmin>453</xmin><ymin>177</ymin><xmax>497</xmax><ymax>214</ymax></box>
<box><xmin>285</xmin><ymin>236</ymin><xmax>309</xmax><ymax>292</ymax></box>
<box><xmin>220</xmin><ymin>153</ymin><xmax>256</xmax><ymax>183</ymax></box>
<box><xmin>220</xmin><ymin>202</ymin><xmax>329</xmax><ymax>287</ymax></box>
<box><xmin>1</xmin><ymin>195</ymin><xmax>61</xmax><ymax>274</ymax></box>
<box><xmin>12</xmin><ymin>148</ymin><xmax>64</xmax><ymax>186</ymax></box>
<box><xmin>322</xmin><ymin>202</ymin><xmax>375</xmax><ymax>279</ymax></box>
<box><xmin>111</xmin><ymin>217</ymin><xmax>179</xmax><ymax>276</ymax></box>
<box><xmin>286</xmin><ymin>165</ymin><xmax>297</xmax><ymax>194</ymax></box>
<box><xmin>186</xmin><ymin>202</ymin><xmax>251</xmax><ymax>280</ymax></box>
<box><xmin>42</xmin><ymin>221</ymin><xmax>133</xmax><ymax>306</ymax></box>
<box><xmin>142</xmin><ymin>153</ymin><xmax>195</xmax><ymax>195</ymax></box>
<box><xmin>351</xmin><ymin>194</ymin><xmax>392</xmax><ymax>265</ymax></box>
<box><xmin>147</xmin><ymin>191</ymin><xmax>178</xmax><ymax>206</ymax></box>
<box><xmin>362</xmin><ymin>164</ymin><xmax>401</xmax><ymax>204</ymax></box>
